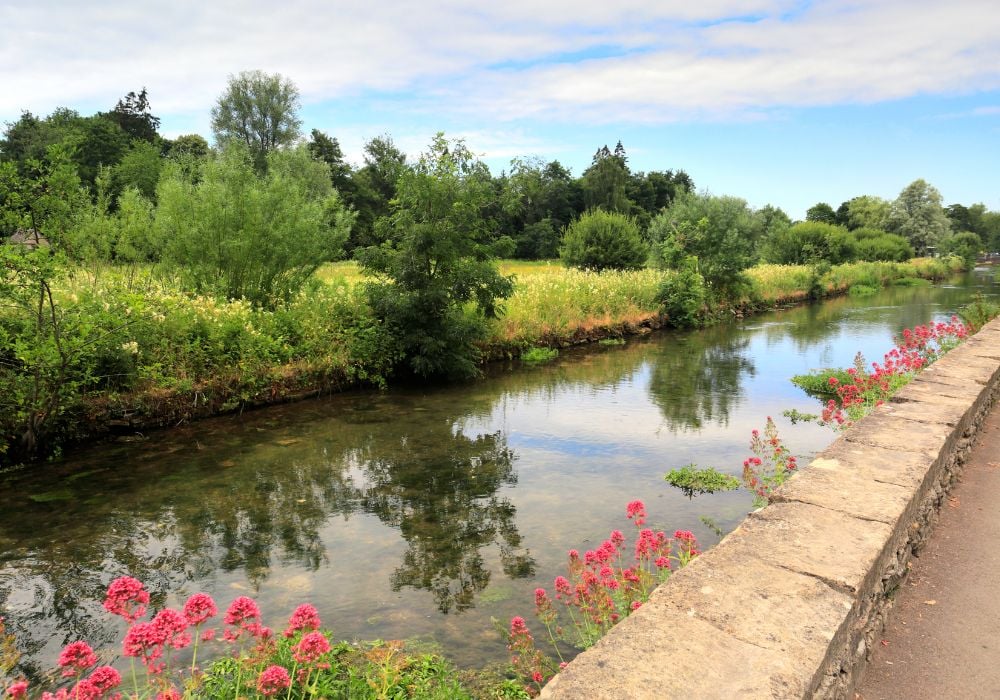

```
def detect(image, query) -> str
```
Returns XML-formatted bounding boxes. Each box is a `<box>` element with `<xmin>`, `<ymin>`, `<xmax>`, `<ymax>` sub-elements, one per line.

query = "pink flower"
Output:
<box><xmin>154</xmin><ymin>687</ymin><xmax>181</xmax><ymax>700</ymax></box>
<box><xmin>257</xmin><ymin>665</ymin><xmax>292</xmax><ymax>696</ymax></box>
<box><xmin>532</xmin><ymin>671</ymin><xmax>543</xmax><ymax>683</ymax></box>
<box><xmin>224</xmin><ymin>596</ymin><xmax>260</xmax><ymax>627</ymax></box>
<box><xmin>631</xmin><ymin>601</ymin><xmax>643</xmax><ymax>611</ymax></box>
<box><xmin>5</xmin><ymin>680</ymin><xmax>28</xmax><ymax>699</ymax></box>
<box><xmin>67</xmin><ymin>680</ymin><xmax>100</xmax><ymax>700</ymax></box>
<box><xmin>152</xmin><ymin>608</ymin><xmax>191</xmax><ymax>650</ymax></box>
<box><xmin>123</xmin><ymin>621</ymin><xmax>168</xmax><ymax>673</ymax></box>
<box><xmin>200</xmin><ymin>628</ymin><xmax>216</xmax><ymax>642</ymax></box>
<box><xmin>87</xmin><ymin>666</ymin><xmax>121</xmax><ymax>694</ymax></box>
<box><xmin>625</xmin><ymin>500</ymin><xmax>646</xmax><ymax>527</ymax></box>
<box><xmin>292</xmin><ymin>631</ymin><xmax>330</xmax><ymax>664</ymax></box>
<box><xmin>283</xmin><ymin>603</ymin><xmax>321</xmax><ymax>638</ymax></box>
<box><xmin>103</xmin><ymin>576</ymin><xmax>149</xmax><ymax>623</ymax></box>
<box><xmin>182</xmin><ymin>593</ymin><xmax>217</xmax><ymax>626</ymax></box>
<box><xmin>57</xmin><ymin>641</ymin><xmax>98</xmax><ymax>677</ymax></box>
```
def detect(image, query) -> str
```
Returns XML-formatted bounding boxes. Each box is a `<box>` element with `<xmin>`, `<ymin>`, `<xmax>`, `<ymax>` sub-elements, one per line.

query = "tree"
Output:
<box><xmin>356</xmin><ymin>134</ymin><xmax>513</xmax><ymax>379</ymax></box>
<box><xmin>112</xmin><ymin>140</ymin><xmax>162</xmax><ymax>201</ymax></box>
<box><xmin>853</xmin><ymin>228</ymin><xmax>913</xmax><ymax>262</ymax></box>
<box><xmin>156</xmin><ymin>144</ymin><xmax>352</xmax><ymax>306</ymax></box>
<box><xmin>650</xmin><ymin>192</ymin><xmax>764</xmax><ymax>298</ymax></box>
<box><xmin>845</xmin><ymin>195</ymin><xmax>891</xmax><ymax>231</ymax></box>
<box><xmin>886</xmin><ymin>179</ymin><xmax>951</xmax><ymax>255</ymax></box>
<box><xmin>938</xmin><ymin>231</ymin><xmax>982</xmax><ymax>266</ymax></box>
<box><xmin>306</xmin><ymin>129</ymin><xmax>354</xmax><ymax>199</ymax></box>
<box><xmin>805</xmin><ymin>202</ymin><xmax>838</xmax><ymax>225</ymax></box>
<box><xmin>581</xmin><ymin>142</ymin><xmax>631</xmax><ymax>214</ymax></box>
<box><xmin>105</xmin><ymin>88</ymin><xmax>161</xmax><ymax>143</ymax></box>
<box><xmin>350</xmin><ymin>134</ymin><xmax>408</xmax><ymax>249</ymax></box>
<box><xmin>168</xmin><ymin>134</ymin><xmax>209</xmax><ymax>160</ymax></box>
<box><xmin>210</xmin><ymin>70</ymin><xmax>302</xmax><ymax>169</ymax></box>
<box><xmin>560</xmin><ymin>209</ymin><xmax>647</xmax><ymax>271</ymax></box>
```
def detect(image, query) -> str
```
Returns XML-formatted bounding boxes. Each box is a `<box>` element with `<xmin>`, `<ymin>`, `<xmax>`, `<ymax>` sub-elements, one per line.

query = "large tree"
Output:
<box><xmin>581</xmin><ymin>142</ymin><xmax>631</xmax><ymax>214</ymax></box>
<box><xmin>357</xmin><ymin>134</ymin><xmax>513</xmax><ymax>379</ymax></box>
<box><xmin>104</xmin><ymin>88</ymin><xmax>161</xmax><ymax>143</ymax></box>
<box><xmin>210</xmin><ymin>70</ymin><xmax>302</xmax><ymax>169</ymax></box>
<box><xmin>886</xmin><ymin>179</ymin><xmax>951</xmax><ymax>256</ymax></box>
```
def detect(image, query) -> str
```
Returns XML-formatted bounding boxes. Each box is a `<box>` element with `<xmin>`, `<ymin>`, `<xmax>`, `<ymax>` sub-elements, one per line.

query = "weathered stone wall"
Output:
<box><xmin>541</xmin><ymin>317</ymin><xmax>1000</xmax><ymax>699</ymax></box>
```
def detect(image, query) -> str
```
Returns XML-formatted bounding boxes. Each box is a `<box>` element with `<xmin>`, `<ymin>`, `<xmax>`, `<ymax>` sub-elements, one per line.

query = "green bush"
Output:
<box><xmin>762</xmin><ymin>221</ymin><xmax>856</xmax><ymax>265</ymax></box>
<box><xmin>657</xmin><ymin>261</ymin><xmax>707</xmax><ymax>328</ymax></box>
<box><xmin>938</xmin><ymin>231</ymin><xmax>982</xmax><ymax>267</ymax></box>
<box><xmin>560</xmin><ymin>209</ymin><xmax>647</xmax><ymax>272</ymax></box>
<box><xmin>853</xmin><ymin>228</ymin><xmax>913</xmax><ymax>262</ymax></box>
<box><xmin>157</xmin><ymin>144</ymin><xmax>353</xmax><ymax>307</ymax></box>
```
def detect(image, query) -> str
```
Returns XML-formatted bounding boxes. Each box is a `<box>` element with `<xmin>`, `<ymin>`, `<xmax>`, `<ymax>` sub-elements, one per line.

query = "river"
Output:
<box><xmin>0</xmin><ymin>270</ymin><xmax>995</xmax><ymax>678</ymax></box>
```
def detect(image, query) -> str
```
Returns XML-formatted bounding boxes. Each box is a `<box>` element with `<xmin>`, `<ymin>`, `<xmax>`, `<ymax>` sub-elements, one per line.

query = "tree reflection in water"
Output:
<box><xmin>648</xmin><ymin>326</ymin><xmax>755</xmax><ymax>432</ymax></box>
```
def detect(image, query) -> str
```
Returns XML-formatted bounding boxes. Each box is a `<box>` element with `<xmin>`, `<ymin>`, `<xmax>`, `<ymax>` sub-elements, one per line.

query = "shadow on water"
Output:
<box><xmin>0</xmin><ymin>271</ymin><xmax>995</xmax><ymax>677</ymax></box>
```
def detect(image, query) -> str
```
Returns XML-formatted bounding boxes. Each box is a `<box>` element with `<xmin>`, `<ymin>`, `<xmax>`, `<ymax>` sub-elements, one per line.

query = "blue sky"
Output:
<box><xmin>2</xmin><ymin>0</ymin><xmax>998</xmax><ymax>218</ymax></box>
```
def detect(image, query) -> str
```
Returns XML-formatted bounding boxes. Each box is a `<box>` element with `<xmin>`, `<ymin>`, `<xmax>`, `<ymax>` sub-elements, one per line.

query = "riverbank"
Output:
<box><xmin>1</xmin><ymin>257</ymin><xmax>965</xmax><ymax>466</ymax></box>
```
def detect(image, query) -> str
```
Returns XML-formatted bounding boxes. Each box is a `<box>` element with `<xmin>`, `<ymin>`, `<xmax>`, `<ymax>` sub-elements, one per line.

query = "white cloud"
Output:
<box><xmin>1</xmin><ymin>0</ymin><xmax>998</xmax><ymax>126</ymax></box>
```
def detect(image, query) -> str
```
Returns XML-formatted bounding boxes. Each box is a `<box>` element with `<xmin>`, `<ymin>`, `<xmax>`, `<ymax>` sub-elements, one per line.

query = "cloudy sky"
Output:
<box><xmin>2</xmin><ymin>0</ymin><xmax>998</xmax><ymax>217</ymax></box>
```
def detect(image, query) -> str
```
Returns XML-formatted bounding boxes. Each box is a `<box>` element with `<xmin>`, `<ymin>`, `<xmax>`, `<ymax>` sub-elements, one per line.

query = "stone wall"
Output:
<box><xmin>541</xmin><ymin>317</ymin><xmax>1000</xmax><ymax>699</ymax></box>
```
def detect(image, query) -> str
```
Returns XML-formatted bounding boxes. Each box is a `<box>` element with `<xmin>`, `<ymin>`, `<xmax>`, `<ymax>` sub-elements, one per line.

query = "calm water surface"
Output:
<box><xmin>1</xmin><ymin>271</ymin><xmax>996</xmax><ymax>677</ymax></box>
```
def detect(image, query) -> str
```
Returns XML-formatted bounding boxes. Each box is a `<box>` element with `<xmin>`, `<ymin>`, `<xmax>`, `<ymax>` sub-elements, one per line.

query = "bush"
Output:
<box><xmin>560</xmin><ymin>209</ymin><xmax>647</xmax><ymax>272</ymax></box>
<box><xmin>938</xmin><ymin>231</ymin><xmax>982</xmax><ymax>267</ymax></box>
<box><xmin>650</xmin><ymin>192</ymin><xmax>763</xmax><ymax>299</ymax></box>
<box><xmin>657</xmin><ymin>260</ymin><xmax>707</xmax><ymax>328</ymax></box>
<box><xmin>853</xmin><ymin>228</ymin><xmax>913</xmax><ymax>262</ymax></box>
<box><xmin>762</xmin><ymin>221</ymin><xmax>856</xmax><ymax>265</ymax></box>
<box><xmin>157</xmin><ymin>144</ymin><xmax>353</xmax><ymax>307</ymax></box>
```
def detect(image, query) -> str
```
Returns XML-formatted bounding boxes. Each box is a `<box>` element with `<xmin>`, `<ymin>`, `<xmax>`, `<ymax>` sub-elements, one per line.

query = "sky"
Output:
<box><xmin>1</xmin><ymin>0</ymin><xmax>998</xmax><ymax>218</ymax></box>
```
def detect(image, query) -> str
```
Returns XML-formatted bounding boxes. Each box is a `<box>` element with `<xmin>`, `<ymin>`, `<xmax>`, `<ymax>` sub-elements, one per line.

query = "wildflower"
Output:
<box><xmin>532</xmin><ymin>671</ymin><xmax>544</xmax><ymax>683</ymax></box>
<box><xmin>122</xmin><ymin>621</ymin><xmax>168</xmax><ymax>673</ymax></box>
<box><xmin>292</xmin><ymin>631</ymin><xmax>330</xmax><ymax>664</ymax></box>
<box><xmin>283</xmin><ymin>603</ymin><xmax>321</xmax><ymax>638</ymax></box>
<box><xmin>58</xmin><ymin>641</ymin><xmax>98</xmax><ymax>677</ymax></box>
<box><xmin>151</xmin><ymin>608</ymin><xmax>191</xmax><ymax>650</ymax></box>
<box><xmin>103</xmin><ymin>576</ymin><xmax>149</xmax><ymax>623</ymax></box>
<box><xmin>182</xmin><ymin>593</ymin><xmax>217</xmax><ymax>626</ymax></box>
<box><xmin>200</xmin><ymin>628</ymin><xmax>216</xmax><ymax>642</ymax></box>
<box><xmin>625</xmin><ymin>500</ymin><xmax>646</xmax><ymax>527</ymax></box>
<box><xmin>224</xmin><ymin>596</ymin><xmax>260</xmax><ymax>627</ymax></box>
<box><xmin>154</xmin><ymin>687</ymin><xmax>181</xmax><ymax>700</ymax></box>
<box><xmin>257</xmin><ymin>665</ymin><xmax>292</xmax><ymax>696</ymax></box>
<box><xmin>86</xmin><ymin>666</ymin><xmax>121</xmax><ymax>694</ymax></box>
<box><xmin>5</xmin><ymin>681</ymin><xmax>28</xmax><ymax>699</ymax></box>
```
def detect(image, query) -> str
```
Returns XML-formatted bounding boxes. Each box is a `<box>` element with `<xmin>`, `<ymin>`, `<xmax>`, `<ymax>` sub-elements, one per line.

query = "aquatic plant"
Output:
<box><xmin>664</xmin><ymin>464</ymin><xmax>740</xmax><ymax>498</ymax></box>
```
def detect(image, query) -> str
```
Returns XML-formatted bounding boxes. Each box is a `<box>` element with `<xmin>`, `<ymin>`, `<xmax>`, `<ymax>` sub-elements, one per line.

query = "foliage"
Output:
<box><xmin>741</xmin><ymin>418</ymin><xmax>798</xmax><ymax>508</ymax></box>
<box><xmin>886</xmin><ymin>179</ymin><xmax>952</xmax><ymax>255</ymax></box>
<box><xmin>157</xmin><ymin>144</ymin><xmax>352</xmax><ymax>306</ymax></box>
<box><xmin>781</xmin><ymin>408</ymin><xmax>818</xmax><ymax>424</ymax></box>
<box><xmin>805</xmin><ymin>202</ymin><xmax>838</xmax><ymax>224</ymax></box>
<box><xmin>499</xmin><ymin>501</ymin><xmax>700</xmax><ymax>692</ymax></box>
<box><xmin>520</xmin><ymin>347</ymin><xmax>558</xmax><ymax>364</ymax></box>
<box><xmin>650</xmin><ymin>192</ymin><xmax>765</xmax><ymax>299</ymax></box>
<box><xmin>664</xmin><ymin>464</ymin><xmax>740</xmax><ymax>498</ymax></box>
<box><xmin>762</xmin><ymin>221</ymin><xmax>857</xmax><ymax>265</ymax></box>
<box><xmin>845</xmin><ymin>195</ymin><xmax>891</xmax><ymax>231</ymax></box>
<box><xmin>959</xmin><ymin>294</ymin><xmax>1000</xmax><ymax>331</ymax></box>
<box><xmin>848</xmin><ymin>283</ymin><xmax>877</xmax><ymax>296</ymax></box>
<box><xmin>937</xmin><ymin>231</ymin><xmax>982</xmax><ymax>267</ymax></box>
<box><xmin>104</xmin><ymin>87</ymin><xmax>161</xmax><ymax>143</ymax></box>
<box><xmin>852</xmin><ymin>228</ymin><xmax>913</xmax><ymax>262</ymax></box>
<box><xmin>357</xmin><ymin>134</ymin><xmax>513</xmax><ymax>379</ymax></box>
<box><xmin>210</xmin><ymin>70</ymin><xmax>302</xmax><ymax>170</ymax></box>
<box><xmin>559</xmin><ymin>209</ymin><xmax>647</xmax><ymax>272</ymax></box>
<box><xmin>656</xmin><ymin>257</ymin><xmax>706</xmax><ymax>328</ymax></box>
<box><xmin>581</xmin><ymin>142</ymin><xmax>631</xmax><ymax>214</ymax></box>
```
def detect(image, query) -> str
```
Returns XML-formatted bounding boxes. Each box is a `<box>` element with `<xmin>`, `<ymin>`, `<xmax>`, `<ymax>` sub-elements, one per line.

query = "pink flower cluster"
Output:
<box><xmin>821</xmin><ymin>318</ymin><xmax>970</xmax><ymax>428</ymax></box>
<box><xmin>507</xmin><ymin>501</ymin><xmax>701</xmax><ymax>691</ymax></box>
<box><xmin>742</xmin><ymin>416</ymin><xmax>797</xmax><ymax>507</ymax></box>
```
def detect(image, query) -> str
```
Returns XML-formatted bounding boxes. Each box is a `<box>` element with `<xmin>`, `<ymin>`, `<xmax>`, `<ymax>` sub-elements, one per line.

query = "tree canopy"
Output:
<box><xmin>210</xmin><ymin>70</ymin><xmax>302</xmax><ymax>170</ymax></box>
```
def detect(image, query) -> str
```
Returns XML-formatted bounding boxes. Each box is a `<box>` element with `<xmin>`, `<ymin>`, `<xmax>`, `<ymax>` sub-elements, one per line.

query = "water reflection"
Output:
<box><xmin>648</xmin><ymin>326</ymin><xmax>755</xmax><ymax>432</ymax></box>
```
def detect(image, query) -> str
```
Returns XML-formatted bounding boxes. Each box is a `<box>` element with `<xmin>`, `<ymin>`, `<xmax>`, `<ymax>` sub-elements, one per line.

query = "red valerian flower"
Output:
<box><xmin>257</xmin><ymin>665</ymin><xmax>292</xmax><ymax>696</ymax></box>
<box><xmin>283</xmin><ymin>603</ymin><xmax>321</xmax><ymax>638</ymax></box>
<box><xmin>103</xmin><ymin>576</ymin><xmax>149</xmax><ymax>623</ymax></box>
<box><xmin>182</xmin><ymin>593</ymin><xmax>217</xmax><ymax>626</ymax></box>
<box><xmin>57</xmin><ymin>641</ymin><xmax>98</xmax><ymax>677</ymax></box>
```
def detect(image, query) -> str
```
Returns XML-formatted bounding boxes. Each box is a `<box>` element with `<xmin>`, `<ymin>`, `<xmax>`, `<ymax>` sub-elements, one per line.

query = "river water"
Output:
<box><xmin>0</xmin><ymin>271</ymin><xmax>995</xmax><ymax>677</ymax></box>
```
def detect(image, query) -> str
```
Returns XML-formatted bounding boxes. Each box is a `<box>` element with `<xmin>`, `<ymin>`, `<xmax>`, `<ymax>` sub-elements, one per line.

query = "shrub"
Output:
<box><xmin>938</xmin><ymin>231</ymin><xmax>982</xmax><ymax>267</ymax></box>
<box><xmin>157</xmin><ymin>144</ymin><xmax>353</xmax><ymax>307</ymax></box>
<box><xmin>853</xmin><ymin>228</ymin><xmax>913</xmax><ymax>262</ymax></box>
<box><xmin>664</xmin><ymin>464</ymin><xmax>740</xmax><ymax>498</ymax></box>
<box><xmin>762</xmin><ymin>221</ymin><xmax>856</xmax><ymax>265</ymax></box>
<box><xmin>560</xmin><ymin>209</ymin><xmax>647</xmax><ymax>272</ymax></box>
<box><xmin>656</xmin><ymin>260</ymin><xmax>707</xmax><ymax>328</ymax></box>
